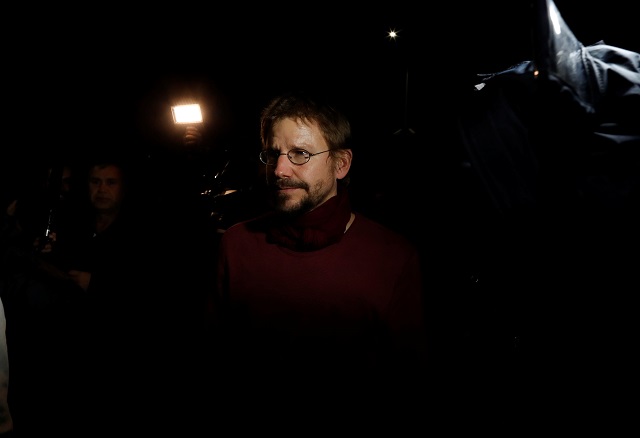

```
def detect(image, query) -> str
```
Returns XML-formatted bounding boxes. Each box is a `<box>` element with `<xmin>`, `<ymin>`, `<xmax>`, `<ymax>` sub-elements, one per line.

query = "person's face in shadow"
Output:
<box><xmin>88</xmin><ymin>164</ymin><xmax>125</xmax><ymax>215</ymax></box>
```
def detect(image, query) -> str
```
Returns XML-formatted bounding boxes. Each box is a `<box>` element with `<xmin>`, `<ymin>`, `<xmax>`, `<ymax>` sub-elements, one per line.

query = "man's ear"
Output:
<box><xmin>335</xmin><ymin>149</ymin><xmax>353</xmax><ymax>179</ymax></box>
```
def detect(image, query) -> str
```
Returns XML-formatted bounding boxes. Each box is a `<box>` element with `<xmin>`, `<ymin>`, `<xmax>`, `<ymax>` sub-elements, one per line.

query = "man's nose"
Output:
<box><xmin>274</xmin><ymin>155</ymin><xmax>291</xmax><ymax>177</ymax></box>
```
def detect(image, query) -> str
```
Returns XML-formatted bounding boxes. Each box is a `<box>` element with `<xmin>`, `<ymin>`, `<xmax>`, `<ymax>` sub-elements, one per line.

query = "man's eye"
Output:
<box><xmin>291</xmin><ymin>150</ymin><xmax>309</xmax><ymax>158</ymax></box>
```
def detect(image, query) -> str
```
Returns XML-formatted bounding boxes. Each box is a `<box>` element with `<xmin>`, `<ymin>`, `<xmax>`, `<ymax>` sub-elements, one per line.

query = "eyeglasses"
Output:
<box><xmin>259</xmin><ymin>149</ymin><xmax>331</xmax><ymax>166</ymax></box>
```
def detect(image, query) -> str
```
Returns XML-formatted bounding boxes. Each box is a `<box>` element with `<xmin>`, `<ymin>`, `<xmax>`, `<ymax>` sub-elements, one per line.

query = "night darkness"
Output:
<box><xmin>3</xmin><ymin>1</ymin><xmax>637</xmax><ymax>174</ymax></box>
<box><xmin>1</xmin><ymin>0</ymin><xmax>640</xmax><ymax>431</ymax></box>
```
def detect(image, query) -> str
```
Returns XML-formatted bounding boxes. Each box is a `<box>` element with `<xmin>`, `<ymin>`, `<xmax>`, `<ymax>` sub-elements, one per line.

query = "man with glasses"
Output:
<box><xmin>212</xmin><ymin>91</ymin><xmax>427</xmax><ymax>416</ymax></box>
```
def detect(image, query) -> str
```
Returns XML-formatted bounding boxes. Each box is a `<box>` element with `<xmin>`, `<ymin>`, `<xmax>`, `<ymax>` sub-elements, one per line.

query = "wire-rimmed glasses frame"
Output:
<box><xmin>259</xmin><ymin>149</ymin><xmax>331</xmax><ymax>166</ymax></box>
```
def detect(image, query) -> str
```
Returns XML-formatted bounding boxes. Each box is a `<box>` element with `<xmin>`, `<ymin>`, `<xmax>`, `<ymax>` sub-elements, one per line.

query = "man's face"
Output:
<box><xmin>265</xmin><ymin>117</ymin><xmax>340</xmax><ymax>215</ymax></box>
<box><xmin>88</xmin><ymin>164</ymin><xmax>125</xmax><ymax>214</ymax></box>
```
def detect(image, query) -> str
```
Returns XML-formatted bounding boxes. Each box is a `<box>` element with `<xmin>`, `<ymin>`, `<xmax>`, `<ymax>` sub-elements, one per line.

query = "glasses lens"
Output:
<box><xmin>261</xmin><ymin>150</ymin><xmax>313</xmax><ymax>165</ymax></box>
<box><xmin>288</xmin><ymin>150</ymin><xmax>310</xmax><ymax>165</ymax></box>
<box><xmin>260</xmin><ymin>150</ymin><xmax>275</xmax><ymax>165</ymax></box>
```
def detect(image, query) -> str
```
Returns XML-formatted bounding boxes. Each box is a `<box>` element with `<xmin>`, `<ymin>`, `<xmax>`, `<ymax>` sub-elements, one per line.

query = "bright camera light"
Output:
<box><xmin>172</xmin><ymin>104</ymin><xmax>203</xmax><ymax>124</ymax></box>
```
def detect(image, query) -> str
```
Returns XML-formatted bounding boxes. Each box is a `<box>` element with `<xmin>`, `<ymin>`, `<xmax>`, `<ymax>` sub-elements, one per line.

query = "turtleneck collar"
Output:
<box><xmin>266</xmin><ymin>186</ymin><xmax>352</xmax><ymax>251</ymax></box>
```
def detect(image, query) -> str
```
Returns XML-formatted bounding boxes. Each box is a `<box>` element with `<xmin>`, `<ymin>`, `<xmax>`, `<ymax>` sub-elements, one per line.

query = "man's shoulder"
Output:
<box><xmin>222</xmin><ymin>212</ymin><xmax>273</xmax><ymax>237</ymax></box>
<box><xmin>352</xmin><ymin>213</ymin><xmax>416</xmax><ymax>248</ymax></box>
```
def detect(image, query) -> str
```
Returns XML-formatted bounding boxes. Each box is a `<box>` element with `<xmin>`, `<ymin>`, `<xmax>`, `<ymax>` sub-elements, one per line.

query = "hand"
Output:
<box><xmin>5</xmin><ymin>199</ymin><xmax>17</xmax><ymax>217</ymax></box>
<box><xmin>33</xmin><ymin>231</ymin><xmax>56</xmax><ymax>254</ymax></box>
<box><xmin>183</xmin><ymin>126</ymin><xmax>203</xmax><ymax>147</ymax></box>
<box><xmin>68</xmin><ymin>270</ymin><xmax>91</xmax><ymax>291</ymax></box>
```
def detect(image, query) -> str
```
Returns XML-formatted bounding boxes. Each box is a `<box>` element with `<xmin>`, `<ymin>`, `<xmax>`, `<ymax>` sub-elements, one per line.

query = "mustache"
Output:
<box><xmin>273</xmin><ymin>180</ymin><xmax>308</xmax><ymax>190</ymax></box>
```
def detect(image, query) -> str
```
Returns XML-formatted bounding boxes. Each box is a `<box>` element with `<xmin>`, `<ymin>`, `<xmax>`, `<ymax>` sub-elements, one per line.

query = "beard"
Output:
<box><xmin>270</xmin><ymin>180</ymin><xmax>327</xmax><ymax>218</ymax></box>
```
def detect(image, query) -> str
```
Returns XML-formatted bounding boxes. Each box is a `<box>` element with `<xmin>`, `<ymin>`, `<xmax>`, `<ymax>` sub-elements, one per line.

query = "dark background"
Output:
<box><xmin>3</xmin><ymin>1</ymin><xmax>638</xmax><ymax>174</ymax></box>
<box><xmin>1</xmin><ymin>1</ymin><xmax>639</xmax><ymax>423</ymax></box>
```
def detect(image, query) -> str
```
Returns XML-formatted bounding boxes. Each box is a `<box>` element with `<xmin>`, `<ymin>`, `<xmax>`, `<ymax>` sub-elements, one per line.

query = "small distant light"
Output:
<box><xmin>388</xmin><ymin>29</ymin><xmax>399</xmax><ymax>39</ymax></box>
<box><xmin>172</xmin><ymin>104</ymin><xmax>203</xmax><ymax>124</ymax></box>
